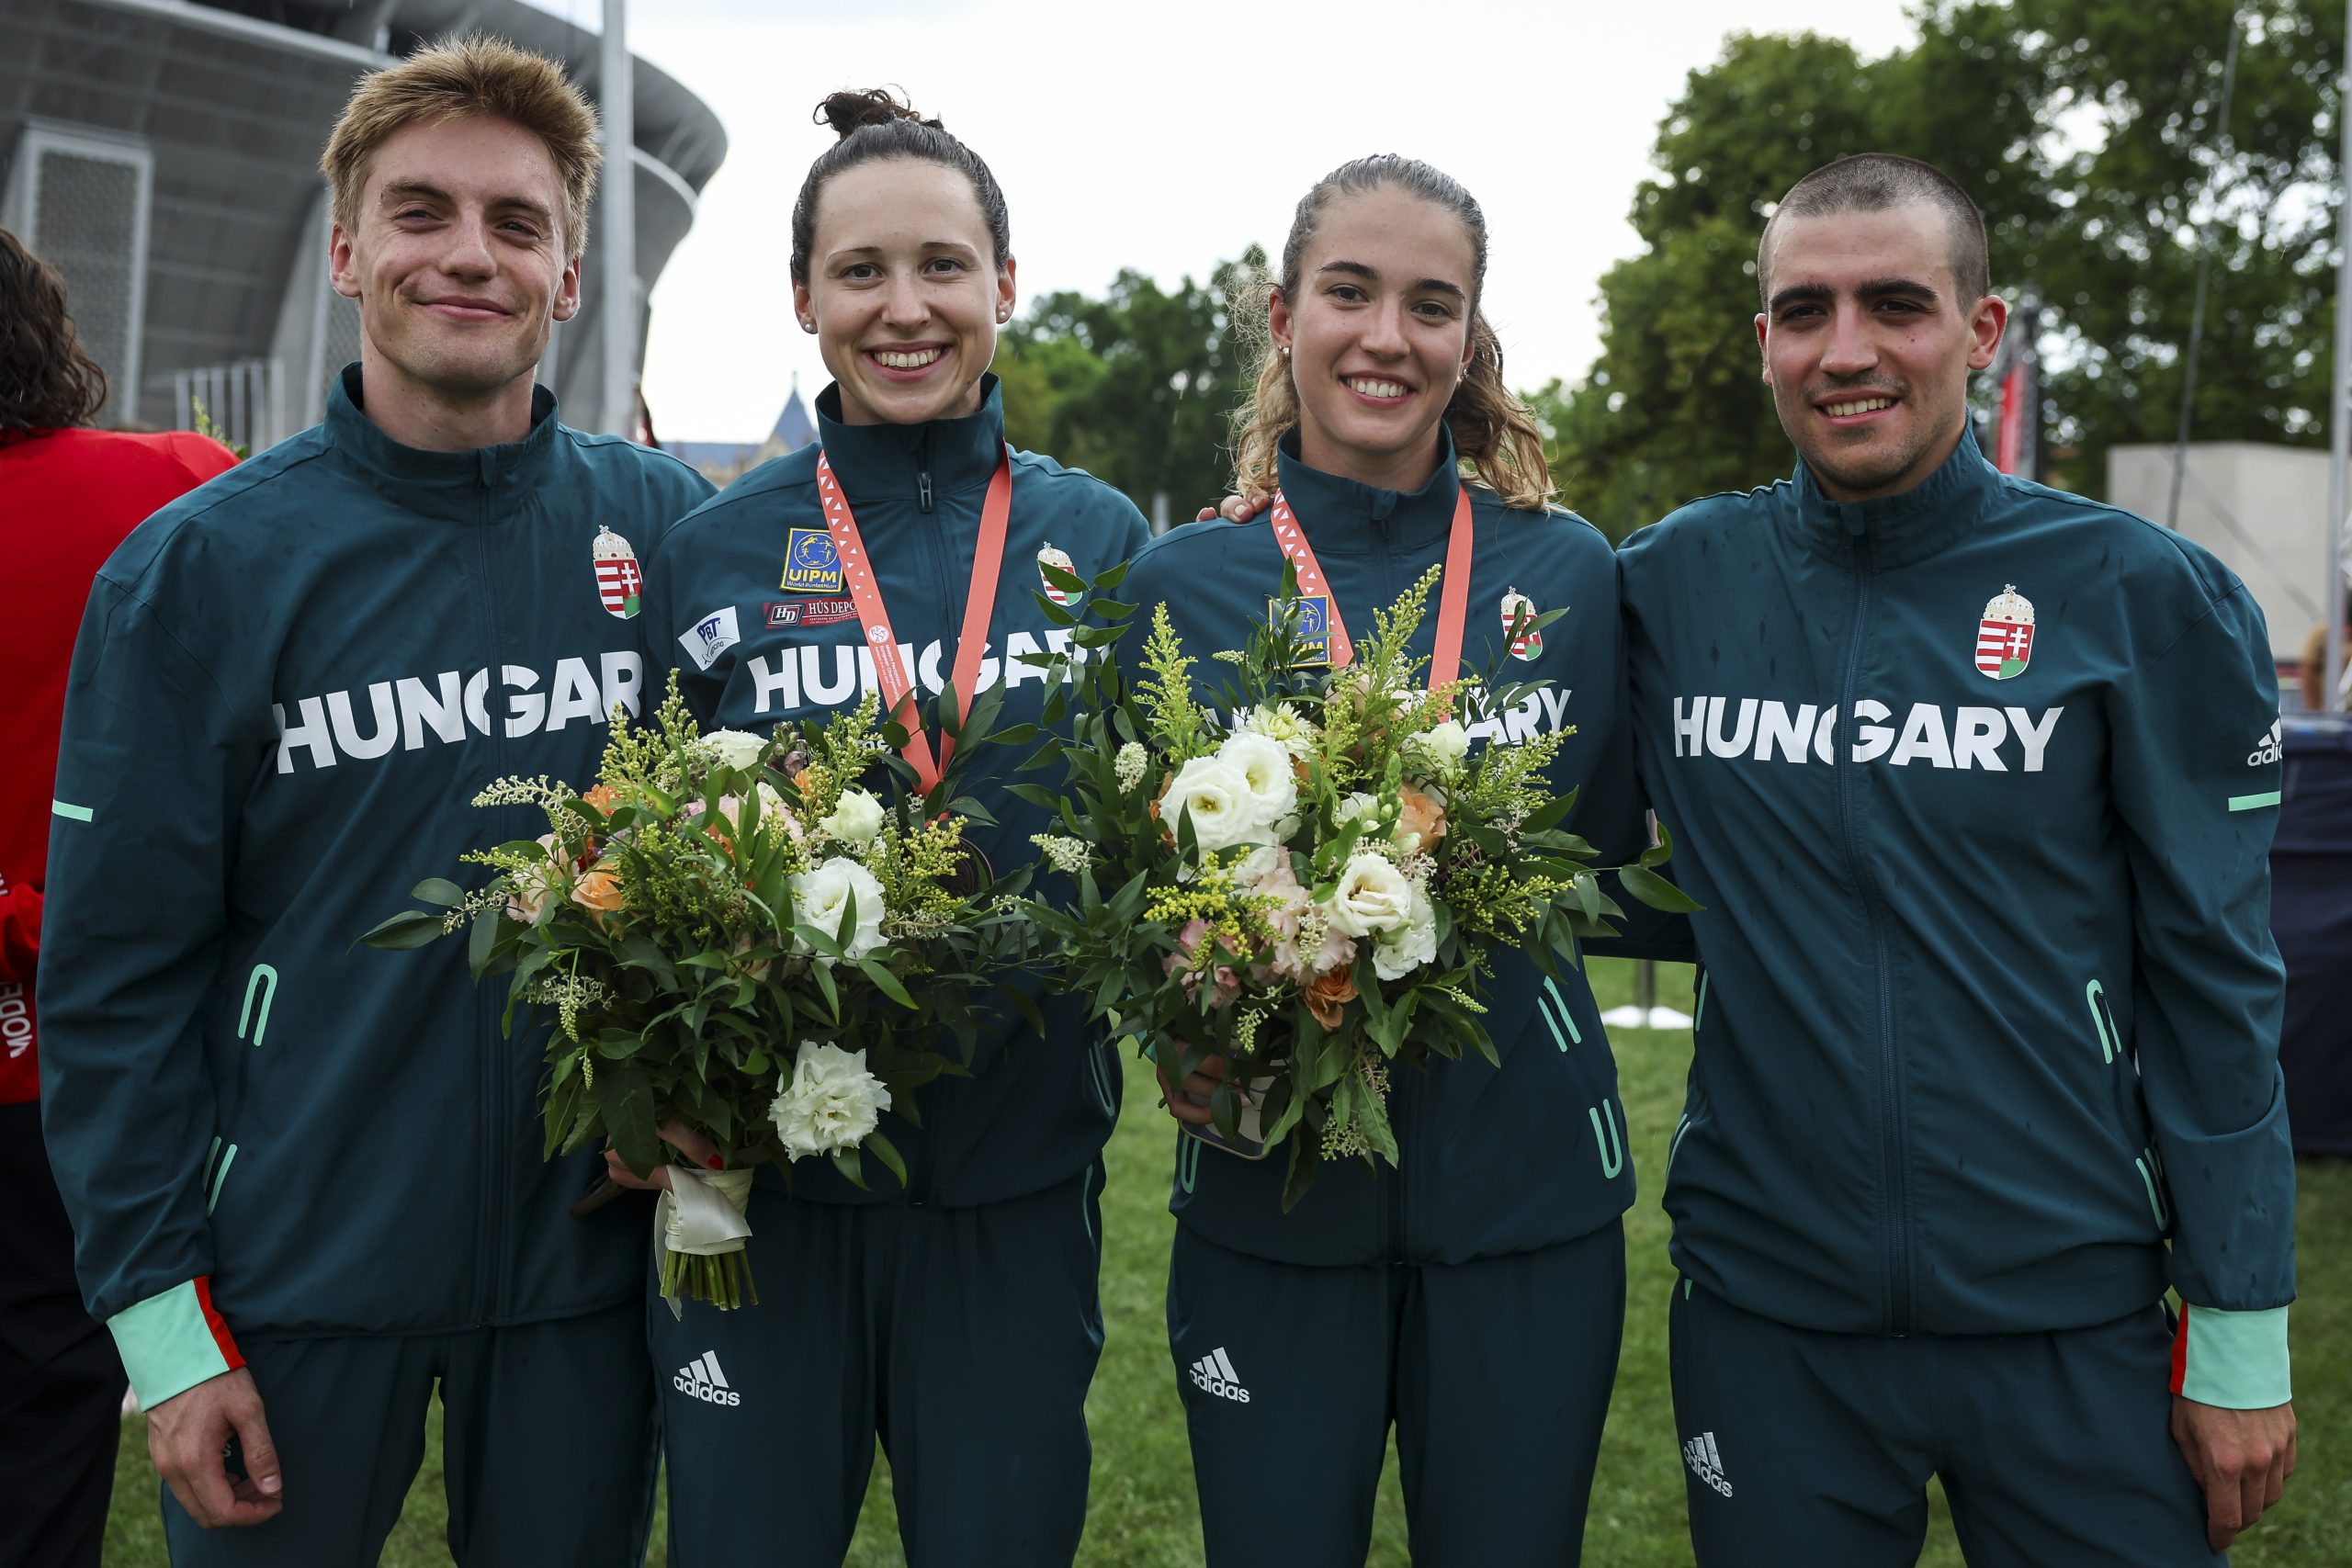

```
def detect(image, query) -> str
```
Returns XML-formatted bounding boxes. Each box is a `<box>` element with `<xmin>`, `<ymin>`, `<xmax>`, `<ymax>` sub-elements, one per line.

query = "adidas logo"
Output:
<box><xmin>1683</xmin><ymin>1430</ymin><xmax>1733</xmax><ymax>1497</ymax></box>
<box><xmin>673</xmin><ymin>1350</ymin><xmax>741</xmax><ymax>1407</ymax></box>
<box><xmin>2247</xmin><ymin>721</ymin><xmax>2283</xmax><ymax>768</ymax></box>
<box><xmin>1186</xmin><ymin>1347</ymin><xmax>1251</xmax><ymax>1404</ymax></box>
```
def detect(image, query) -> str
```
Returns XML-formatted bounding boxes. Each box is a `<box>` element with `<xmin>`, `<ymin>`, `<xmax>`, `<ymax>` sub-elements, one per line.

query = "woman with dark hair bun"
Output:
<box><xmin>1124</xmin><ymin>156</ymin><xmax>1644</xmax><ymax>1565</ymax></box>
<box><xmin>615</xmin><ymin>88</ymin><xmax>1148</xmax><ymax>1567</ymax></box>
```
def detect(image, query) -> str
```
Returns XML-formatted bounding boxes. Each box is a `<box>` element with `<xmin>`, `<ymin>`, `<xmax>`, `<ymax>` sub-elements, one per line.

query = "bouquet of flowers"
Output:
<box><xmin>362</xmin><ymin>676</ymin><xmax>1031</xmax><ymax>1304</ymax></box>
<box><xmin>1017</xmin><ymin>560</ymin><xmax>1693</xmax><ymax>1205</ymax></box>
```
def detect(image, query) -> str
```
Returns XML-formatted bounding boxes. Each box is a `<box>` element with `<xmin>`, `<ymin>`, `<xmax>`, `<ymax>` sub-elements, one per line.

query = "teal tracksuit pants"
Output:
<box><xmin>1671</xmin><ymin>1280</ymin><xmax>2223</xmax><ymax>1566</ymax></box>
<box><xmin>1169</xmin><ymin>1218</ymin><xmax>1626</xmax><ymax>1567</ymax></box>
<box><xmin>159</xmin><ymin>1296</ymin><xmax>658</xmax><ymax>1566</ymax></box>
<box><xmin>650</xmin><ymin>1166</ymin><xmax>1106</xmax><ymax>1567</ymax></box>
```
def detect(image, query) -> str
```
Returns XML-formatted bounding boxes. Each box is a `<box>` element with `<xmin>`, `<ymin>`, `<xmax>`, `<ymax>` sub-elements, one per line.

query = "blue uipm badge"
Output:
<box><xmin>1269</xmin><ymin>595</ymin><xmax>1333</xmax><ymax>668</ymax></box>
<box><xmin>781</xmin><ymin>527</ymin><xmax>846</xmax><ymax>593</ymax></box>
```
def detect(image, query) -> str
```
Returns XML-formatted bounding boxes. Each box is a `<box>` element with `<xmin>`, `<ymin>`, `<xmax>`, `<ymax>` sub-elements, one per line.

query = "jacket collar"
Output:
<box><xmin>1787</xmin><ymin>423</ymin><xmax>1998</xmax><ymax>569</ymax></box>
<box><xmin>1269</xmin><ymin>426</ymin><xmax>1463</xmax><ymax>555</ymax></box>
<box><xmin>326</xmin><ymin>364</ymin><xmax>563</xmax><ymax>519</ymax></box>
<box><xmin>813</xmin><ymin>374</ymin><xmax>1007</xmax><ymax>505</ymax></box>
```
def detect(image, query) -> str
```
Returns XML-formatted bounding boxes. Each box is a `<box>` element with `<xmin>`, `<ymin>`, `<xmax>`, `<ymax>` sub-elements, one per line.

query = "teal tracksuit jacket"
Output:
<box><xmin>38</xmin><ymin>369</ymin><xmax>714</xmax><ymax>1409</ymax></box>
<box><xmin>1122</xmin><ymin>433</ymin><xmax>1644</xmax><ymax>1267</ymax></box>
<box><xmin>639</xmin><ymin>375</ymin><xmax>1151</xmax><ymax>1208</ymax></box>
<box><xmin>1617</xmin><ymin>429</ymin><xmax>2294</xmax><ymax>1405</ymax></box>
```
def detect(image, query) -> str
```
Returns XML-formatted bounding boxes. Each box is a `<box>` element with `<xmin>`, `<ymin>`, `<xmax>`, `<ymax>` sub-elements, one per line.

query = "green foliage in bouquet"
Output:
<box><xmin>1015</xmin><ymin>557</ymin><xmax>1696</xmax><ymax>1207</ymax></box>
<box><xmin>360</xmin><ymin>674</ymin><xmax>1034</xmax><ymax>1233</ymax></box>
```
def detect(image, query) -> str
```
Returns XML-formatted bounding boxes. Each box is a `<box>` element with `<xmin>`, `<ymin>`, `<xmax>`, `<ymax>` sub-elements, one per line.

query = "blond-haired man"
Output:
<box><xmin>39</xmin><ymin>34</ymin><xmax>710</xmax><ymax>1562</ymax></box>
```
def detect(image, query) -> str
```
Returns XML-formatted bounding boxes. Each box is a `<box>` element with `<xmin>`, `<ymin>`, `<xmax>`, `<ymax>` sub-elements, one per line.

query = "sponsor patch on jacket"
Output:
<box><xmin>1269</xmin><ymin>595</ymin><xmax>1332</xmax><ymax>667</ymax></box>
<box><xmin>1975</xmin><ymin>584</ymin><xmax>2035</xmax><ymax>680</ymax></box>
<box><xmin>765</xmin><ymin>598</ymin><xmax>857</xmax><ymax>629</ymax></box>
<box><xmin>781</xmin><ymin>527</ymin><xmax>845</xmax><ymax>593</ymax></box>
<box><xmin>593</xmin><ymin>527</ymin><xmax>643</xmax><ymax>620</ymax></box>
<box><xmin>682</xmin><ymin>605</ymin><xmax>741</xmax><ymax>671</ymax></box>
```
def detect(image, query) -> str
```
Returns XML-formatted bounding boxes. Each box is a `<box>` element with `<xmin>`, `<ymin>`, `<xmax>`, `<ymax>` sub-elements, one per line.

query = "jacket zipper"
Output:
<box><xmin>912</xmin><ymin>426</ymin><xmax>945</xmax><ymax>1204</ymax></box>
<box><xmin>471</xmin><ymin>460</ymin><xmax>510</xmax><ymax>1322</ymax></box>
<box><xmin>1832</xmin><ymin>531</ymin><xmax>1911</xmax><ymax>1335</ymax></box>
<box><xmin>1376</xmin><ymin>512</ymin><xmax>1412</xmax><ymax>1265</ymax></box>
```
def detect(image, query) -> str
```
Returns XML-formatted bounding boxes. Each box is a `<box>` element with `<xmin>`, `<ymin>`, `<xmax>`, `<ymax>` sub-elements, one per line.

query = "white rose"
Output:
<box><xmin>1241</xmin><ymin>702</ymin><xmax>1317</xmax><ymax>758</ymax></box>
<box><xmin>703</xmin><ymin>728</ymin><xmax>769</xmax><ymax>773</ymax></box>
<box><xmin>1166</xmin><ymin>755</ymin><xmax>1265</xmax><ymax>854</ymax></box>
<box><xmin>1373</xmin><ymin>880</ymin><xmax>1439</xmax><ymax>980</ymax></box>
<box><xmin>791</xmin><ymin>856</ymin><xmax>888</xmax><ymax>961</ymax></box>
<box><xmin>1214</xmin><ymin>731</ymin><xmax>1299</xmax><ymax>833</ymax></box>
<box><xmin>1328</xmin><ymin>852</ymin><xmax>1416</xmax><ymax>938</ymax></box>
<box><xmin>768</xmin><ymin>1041</ymin><xmax>893</xmax><ymax>1158</ymax></box>
<box><xmin>1419</xmin><ymin>719</ymin><xmax>1472</xmax><ymax>767</ymax></box>
<box><xmin>818</xmin><ymin>786</ymin><xmax>886</xmax><ymax>845</ymax></box>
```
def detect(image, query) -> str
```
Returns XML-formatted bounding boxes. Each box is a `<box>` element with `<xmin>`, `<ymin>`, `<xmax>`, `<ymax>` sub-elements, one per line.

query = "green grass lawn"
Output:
<box><xmin>107</xmin><ymin>958</ymin><xmax>2350</xmax><ymax>1565</ymax></box>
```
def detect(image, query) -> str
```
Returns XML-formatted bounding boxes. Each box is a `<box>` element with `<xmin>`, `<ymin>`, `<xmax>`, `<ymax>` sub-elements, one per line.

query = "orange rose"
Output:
<box><xmin>582</xmin><ymin>784</ymin><xmax>622</xmax><ymax>813</ymax></box>
<box><xmin>1396</xmin><ymin>785</ymin><xmax>1448</xmax><ymax>851</ymax></box>
<box><xmin>1304</xmin><ymin>968</ymin><xmax>1359</xmax><ymax>1031</ymax></box>
<box><xmin>571</xmin><ymin>868</ymin><xmax>625</xmax><ymax>915</ymax></box>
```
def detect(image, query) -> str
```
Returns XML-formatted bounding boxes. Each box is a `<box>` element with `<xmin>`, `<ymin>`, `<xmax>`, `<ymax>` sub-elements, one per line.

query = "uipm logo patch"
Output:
<box><xmin>781</xmin><ymin>527</ymin><xmax>845</xmax><ymax>593</ymax></box>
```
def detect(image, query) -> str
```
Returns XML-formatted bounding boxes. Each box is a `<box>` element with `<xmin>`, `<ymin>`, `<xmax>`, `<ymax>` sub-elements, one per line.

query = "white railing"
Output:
<box><xmin>172</xmin><ymin>358</ymin><xmax>288</xmax><ymax>455</ymax></box>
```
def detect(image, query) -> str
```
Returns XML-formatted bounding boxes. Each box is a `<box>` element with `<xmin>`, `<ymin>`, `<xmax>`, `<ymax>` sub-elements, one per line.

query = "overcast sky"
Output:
<box><xmin>536</xmin><ymin>0</ymin><xmax>1921</xmax><ymax>442</ymax></box>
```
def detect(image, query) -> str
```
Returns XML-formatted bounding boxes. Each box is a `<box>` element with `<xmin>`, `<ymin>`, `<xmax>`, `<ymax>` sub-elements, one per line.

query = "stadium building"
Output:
<box><xmin>0</xmin><ymin>0</ymin><xmax>723</xmax><ymax>447</ymax></box>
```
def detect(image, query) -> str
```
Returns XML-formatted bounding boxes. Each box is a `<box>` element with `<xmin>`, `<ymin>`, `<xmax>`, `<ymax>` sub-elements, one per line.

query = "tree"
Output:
<box><xmin>1548</xmin><ymin>1</ymin><xmax>2344</xmax><ymax>538</ymax></box>
<box><xmin>1972</xmin><ymin>0</ymin><xmax>2344</xmax><ymax>478</ymax></box>
<box><xmin>997</xmin><ymin>247</ymin><xmax>1268</xmax><ymax>524</ymax></box>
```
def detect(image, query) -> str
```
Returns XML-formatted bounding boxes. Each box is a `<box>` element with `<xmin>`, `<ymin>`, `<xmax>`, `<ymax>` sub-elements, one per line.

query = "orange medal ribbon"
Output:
<box><xmin>813</xmin><ymin>446</ymin><xmax>1012</xmax><ymax>794</ymax></box>
<box><xmin>1264</xmin><ymin>485</ymin><xmax>1475</xmax><ymax>690</ymax></box>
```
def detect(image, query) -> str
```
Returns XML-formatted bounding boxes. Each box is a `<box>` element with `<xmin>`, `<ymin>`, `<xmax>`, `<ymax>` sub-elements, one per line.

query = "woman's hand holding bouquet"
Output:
<box><xmin>1017</xmin><ymin>559</ymin><xmax>1694</xmax><ymax>1207</ymax></box>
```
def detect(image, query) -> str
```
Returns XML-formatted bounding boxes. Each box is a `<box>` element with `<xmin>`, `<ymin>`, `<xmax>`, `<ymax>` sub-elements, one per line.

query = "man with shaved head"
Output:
<box><xmin>1613</xmin><ymin>153</ymin><xmax>2299</xmax><ymax>1565</ymax></box>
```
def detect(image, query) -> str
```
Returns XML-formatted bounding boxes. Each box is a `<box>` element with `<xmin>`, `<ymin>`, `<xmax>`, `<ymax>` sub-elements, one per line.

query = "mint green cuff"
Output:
<box><xmin>2181</xmin><ymin>1304</ymin><xmax>2291</xmax><ymax>1409</ymax></box>
<box><xmin>107</xmin><ymin>1280</ymin><xmax>241</xmax><ymax>1409</ymax></box>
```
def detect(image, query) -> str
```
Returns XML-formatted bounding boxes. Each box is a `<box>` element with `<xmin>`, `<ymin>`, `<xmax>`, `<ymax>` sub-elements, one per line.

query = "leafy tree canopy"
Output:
<box><xmin>1544</xmin><ymin>0</ymin><xmax>2346</xmax><ymax>539</ymax></box>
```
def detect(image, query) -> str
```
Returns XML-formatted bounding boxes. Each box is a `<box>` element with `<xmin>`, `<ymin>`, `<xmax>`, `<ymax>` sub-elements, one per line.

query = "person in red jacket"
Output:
<box><xmin>0</xmin><ymin>226</ymin><xmax>236</xmax><ymax>1568</ymax></box>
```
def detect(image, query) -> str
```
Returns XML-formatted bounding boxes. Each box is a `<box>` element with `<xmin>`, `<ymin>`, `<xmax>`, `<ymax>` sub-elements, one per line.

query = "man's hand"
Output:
<box><xmin>602</xmin><ymin>1119</ymin><xmax>724</xmax><ymax>1190</ymax></box>
<box><xmin>2172</xmin><ymin>1395</ymin><xmax>2297</xmax><ymax>1551</ymax></box>
<box><xmin>146</xmin><ymin>1367</ymin><xmax>282</xmax><ymax>1528</ymax></box>
<box><xmin>1157</xmin><ymin>1051</ymin><xmax>1228</xmax><ymax>1126</ymax></box>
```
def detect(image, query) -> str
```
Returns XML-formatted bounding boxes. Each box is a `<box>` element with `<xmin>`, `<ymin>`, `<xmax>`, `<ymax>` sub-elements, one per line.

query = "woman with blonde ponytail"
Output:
<box><xmin>1121</xmin><ymin>154</ymin><xmax>1643</xmax><ymax>1567</ymax></box>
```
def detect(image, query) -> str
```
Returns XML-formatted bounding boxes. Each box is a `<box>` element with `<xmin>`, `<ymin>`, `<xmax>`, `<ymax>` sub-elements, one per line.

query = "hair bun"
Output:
<box><xmin>814</xmin><ymin>87</ymin><xmax>942</xmax><ymax>141</ymax></box>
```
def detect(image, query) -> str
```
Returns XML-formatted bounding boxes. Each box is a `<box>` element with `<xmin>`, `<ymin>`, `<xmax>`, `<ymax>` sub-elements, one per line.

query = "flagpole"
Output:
<box><xmin>600</xmin><ymin>0</ymin><xmax>637</xmax><ymax>438</ymax></box>
<box><xmin>2327</xmin><ymin>0</ymin><xmax>2352</xmax><ymax>710</ymax></box>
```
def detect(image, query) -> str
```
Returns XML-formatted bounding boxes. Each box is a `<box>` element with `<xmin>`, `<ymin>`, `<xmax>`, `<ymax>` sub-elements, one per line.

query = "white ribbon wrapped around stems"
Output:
<box><xmin>653</xmin><ymin>1166</ymin><xmax>756</xmax><ymax>1318</ymax></box>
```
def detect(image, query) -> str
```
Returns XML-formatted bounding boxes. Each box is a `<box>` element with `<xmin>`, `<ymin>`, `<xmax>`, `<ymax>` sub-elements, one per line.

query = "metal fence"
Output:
<box><xmin>169</xmin><ymin>359</ymin><xmax>288</xmax><ymax>456</ymax></box>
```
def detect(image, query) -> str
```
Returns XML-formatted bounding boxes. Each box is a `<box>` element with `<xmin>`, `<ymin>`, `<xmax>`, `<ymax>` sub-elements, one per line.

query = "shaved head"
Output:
<box><xmin>1758</xmin><ymin>153</ymin><xmax>1989</xmax><ymax>307</ymax></box>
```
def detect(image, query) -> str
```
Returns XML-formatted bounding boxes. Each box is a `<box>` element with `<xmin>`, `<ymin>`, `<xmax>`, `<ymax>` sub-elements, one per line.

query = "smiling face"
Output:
<box><xmin>792</xmin><ymin>157</ymin><xmax>1013</xmax><ymax>427</ymax></box>
<box><xmin>330</xmin><ymin>113</ymin><xmax>579</xmax><ymax>420</ymax></box>
<box><xmin>1756</xmin><ymin>200</ymin><xmax>2006</xmax><ymax>502</ymax></box>
<box><xmin>1271</xmin><ymin>185</ymin><xmax>1477</xmax><ymax>492</ymax></box>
